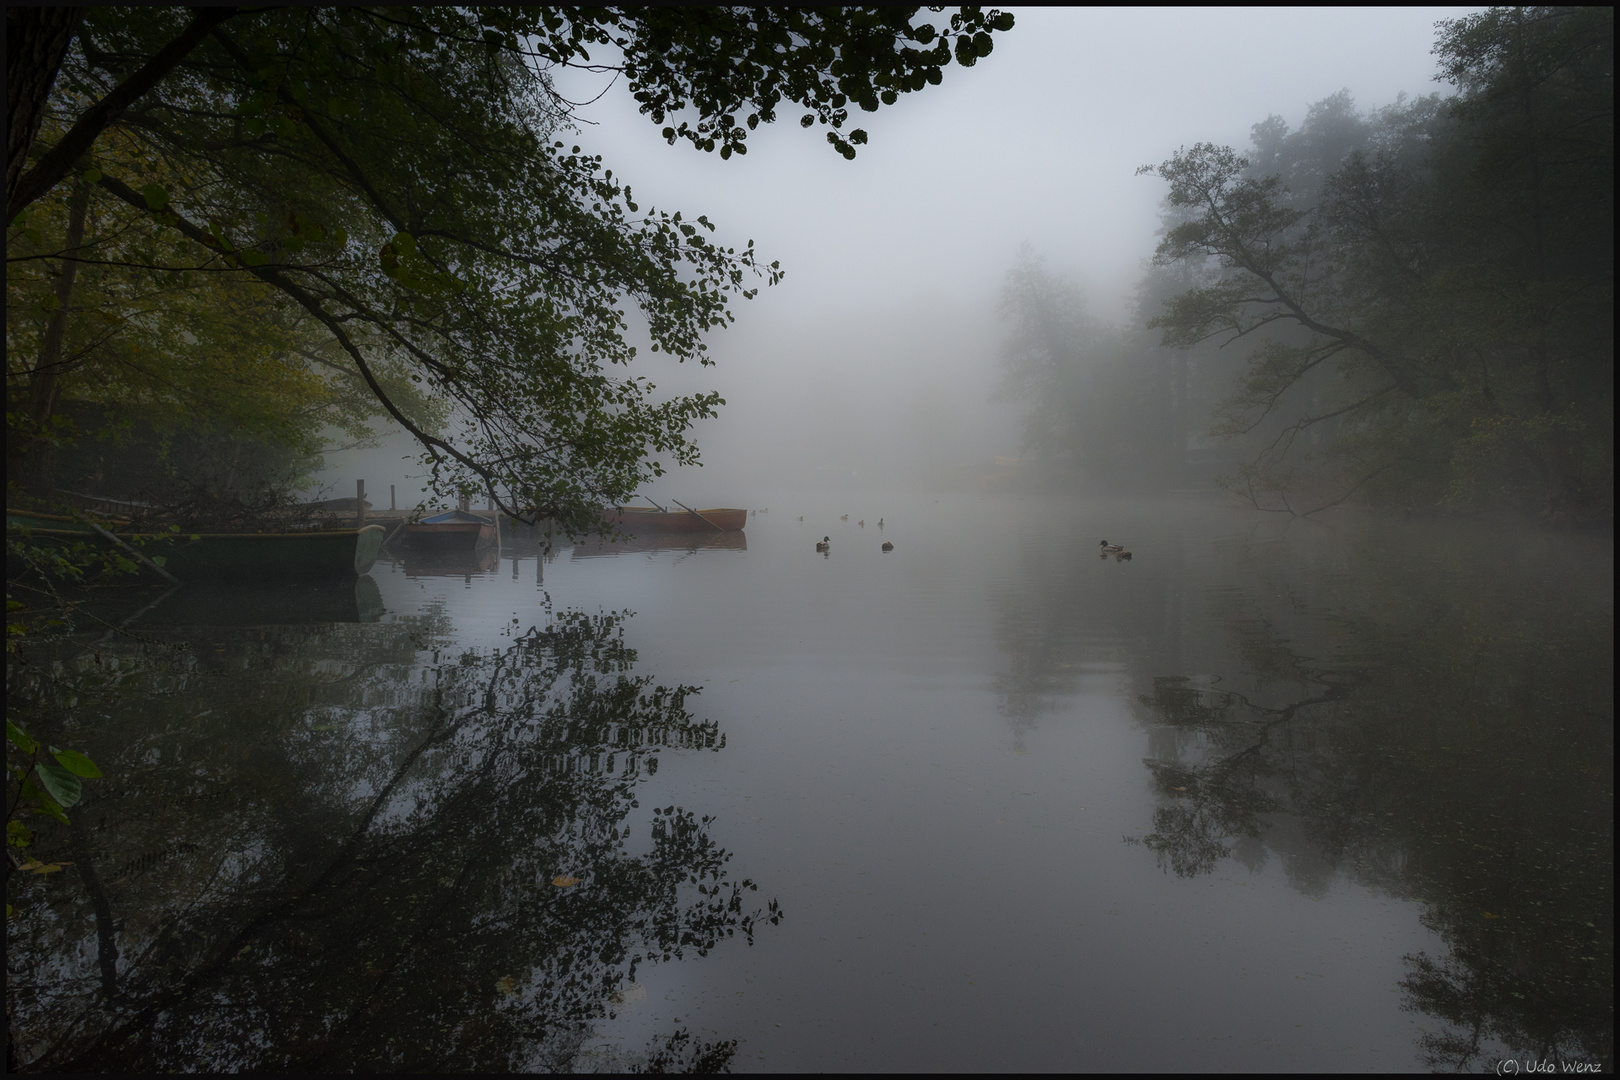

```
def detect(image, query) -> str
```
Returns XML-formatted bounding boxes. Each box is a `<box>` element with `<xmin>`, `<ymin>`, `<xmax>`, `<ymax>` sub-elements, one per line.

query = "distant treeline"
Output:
<box><xmin>999</xmin><ymin>7</ymin><xmax>1612</xmax><ymax>525</ymax></box>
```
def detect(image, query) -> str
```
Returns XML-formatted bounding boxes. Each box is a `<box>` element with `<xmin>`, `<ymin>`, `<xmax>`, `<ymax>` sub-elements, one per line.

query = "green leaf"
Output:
<box><xmin>141</xmin><ymin>184</ymin><xmax>170</xmax><ymax>211</ymax></box>
<box><xmin>19</xmin><ymin>776</ymin><xmax>69</xmax><ymax>822</ymax></box>
<box><xmin>33</xmin><ymin>761</ymin><xmax>83</xmax><ymax>808</ymax></box>
<box><xmin>241</xmin><ymin>250</ymin><xmax>270</xmax><ymax>267</ymax></box>
<box><xmin>82</xmin><ymin>166</ymin><xmax>103</xmax><ymax>184</ymax></box>
<box><xmin>6</xmin><ymin>720</ymin><xmax>38</xmax><ymax>754</ymax></box>
<box><xmin>51</xmin><ymin>748</ymin><xmax>102</xmax><ymax>779</ymax></box>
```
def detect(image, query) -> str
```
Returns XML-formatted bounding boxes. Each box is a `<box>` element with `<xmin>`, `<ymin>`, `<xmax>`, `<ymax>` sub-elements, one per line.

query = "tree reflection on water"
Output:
<box><xmin>994</xmin><ymin>513</ymin><xmax>1613</xmax><ymax>1071</ymax></box>
<box><xmin>8</xmin><ymin>604</ymin><xmax>778</xmax><ymax>1072</ymax></box>
<box><xmin>1129</xmin><ymin>535</ymin><xmax>1613</xmax><ymax>1071</ymax></box>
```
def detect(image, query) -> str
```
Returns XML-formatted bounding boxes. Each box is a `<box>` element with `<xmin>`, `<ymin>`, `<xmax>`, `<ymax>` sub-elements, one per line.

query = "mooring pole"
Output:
<box><xmin>357</xmin><ymin>479</ymin><xmax>366</xmax><ymax>527</ymax></box>
<box><xmin>390</xmin><ymin>484</ymin><xmax>396</xmax><ymax>511</ymax></box>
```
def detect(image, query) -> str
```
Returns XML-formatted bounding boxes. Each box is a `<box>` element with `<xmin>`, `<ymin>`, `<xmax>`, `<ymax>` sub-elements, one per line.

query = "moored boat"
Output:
<box><xmin>401</xmin><ymin>509</ymin><xmax>495</xmax><ymax>551</ymax></box>
<box><xmin>6</xmin><ymin>509</ymin><xmax>385</xmax><ymax>581</ymax></box>
<box><xmin>604</xmin><ymin>506</ymin><xmax>747</xmax><ymax>534</ymax></box>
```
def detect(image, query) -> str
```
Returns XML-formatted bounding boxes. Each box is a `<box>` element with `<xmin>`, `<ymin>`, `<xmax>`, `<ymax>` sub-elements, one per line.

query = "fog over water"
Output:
<box><xmin>317</xmin><ymin>6</ymin><xmax>1483</xmax><ymax>507</ymax></box>
<box><xmin>14</xmin><ymin>8</ymin><xmax>1610</xmax><ymax>1073</ymax></box>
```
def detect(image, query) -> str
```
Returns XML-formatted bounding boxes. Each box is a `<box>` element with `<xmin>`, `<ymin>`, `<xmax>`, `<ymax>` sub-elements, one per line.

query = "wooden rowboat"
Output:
<box><xmin>401</xmin><ymin>509</ymin><xmax>494</xmax><ymax>551</ymax></box>
<box><xmin>605</xmin><ymin>506</ymin><xmax>746</xmax><ymax>534</ymax></box>
<box><xmin>7</xmin><ymin>509</ymin><xmax>385</xmax><ymax>581</ymax></box>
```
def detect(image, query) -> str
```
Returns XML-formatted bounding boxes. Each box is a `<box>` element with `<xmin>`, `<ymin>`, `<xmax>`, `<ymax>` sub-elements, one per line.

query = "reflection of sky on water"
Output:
<box><xmin>11</xmin><ymin>492</ymin><xmax>1611</xmax><ymax>1070</ymax></box>
<box><xmin>351</xmin><ymin>492</ymin><xmax>1612</xmax><ymax>1069</ymax></box>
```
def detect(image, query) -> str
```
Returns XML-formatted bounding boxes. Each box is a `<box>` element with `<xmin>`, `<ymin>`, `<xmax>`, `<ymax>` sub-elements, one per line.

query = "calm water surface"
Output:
<box><xmin>8</xmin><ymin>493</ymin><xmax>1613</xmax><ymax>1071</ymax></box>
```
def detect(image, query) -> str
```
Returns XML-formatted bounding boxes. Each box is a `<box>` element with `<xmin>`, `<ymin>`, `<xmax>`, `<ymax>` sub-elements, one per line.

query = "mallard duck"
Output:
<box><xmin>815</xmin><ymin>536</ymin><xmax>830</xmax><ymax>552</ymax></box>
<box><xmin>881</xmin><ymin>541</ymin><xmax>894</xmax><ymax>552</ymax></box>
<box><xmin>1116</xmin><ymin>550</ymin><xmax>1132</xmax><ymax>561</ymax></box>
<box><xmin>840</xmin><ymin>514</ymin><xmax>849</xmax><ymax>522</ymax></box>
<box><xmin>877</xmin><ymin>518</ymin><xmax>884</xmax><ymax>528</ymax></box>
<box><xmin>1099</xmin><ymin>540</ymin><xmax>1124</xmax><ymax>554</ymax></box>
<box><xmin>857</xmin><ymin>519</ymin><xmax>865</xmax><ymax>528</ymax></box>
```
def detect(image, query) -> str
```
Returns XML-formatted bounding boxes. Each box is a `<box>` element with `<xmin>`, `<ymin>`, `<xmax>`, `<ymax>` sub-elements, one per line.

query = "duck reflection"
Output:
<box><xmin>9</xmin><ymin>608</ymin><xmax>776</xmax><ymax>1072</ymax></box>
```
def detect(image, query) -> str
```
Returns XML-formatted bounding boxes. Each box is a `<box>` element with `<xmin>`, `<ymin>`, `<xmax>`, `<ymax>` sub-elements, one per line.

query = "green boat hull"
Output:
<box><xmin>8</xmin><ymin>511</ymin><xmax>385</xmax><ymax>581</ymax></box>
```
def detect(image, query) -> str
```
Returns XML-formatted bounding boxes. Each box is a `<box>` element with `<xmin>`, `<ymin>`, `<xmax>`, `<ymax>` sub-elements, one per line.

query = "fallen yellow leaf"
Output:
<box><xmin>496</xmin><ymin>975</ymin><xmax>518</xmax><ymax>995</ymax></box>
<box><xmin>552</xmin><ymin>875</ymin><xmax>579</xmax><ymax>887</ymax></box>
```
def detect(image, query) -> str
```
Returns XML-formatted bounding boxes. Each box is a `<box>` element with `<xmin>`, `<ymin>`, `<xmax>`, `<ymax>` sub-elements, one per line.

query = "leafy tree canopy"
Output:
<box><xmin>7</xmin><ymin>6</ymin><xmax>1014</xmax><ymax>524</ymax></box>
<box><xmin>1138</xmin><ymin>6</ymin><xmax>1612</xmax><ymax>523</ymax></box>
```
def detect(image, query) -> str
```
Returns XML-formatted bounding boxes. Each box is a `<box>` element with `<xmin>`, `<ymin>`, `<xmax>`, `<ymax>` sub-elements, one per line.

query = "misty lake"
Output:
<box><xmin>7</xmin><ymin>493</ymin><xmax>1612</xmax><ymax>1072</ymax></box>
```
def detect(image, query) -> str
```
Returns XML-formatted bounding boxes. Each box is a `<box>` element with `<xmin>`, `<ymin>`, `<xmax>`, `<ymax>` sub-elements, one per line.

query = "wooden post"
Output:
<box><xmin>357</xmin><ymin>479</ymin><xmax>366</xmax><ymax>527</ymax></box>
<box><xmin>390</xmin><ymin>484</ymin><xmax>396</xmax><ymax>511</ymax></box>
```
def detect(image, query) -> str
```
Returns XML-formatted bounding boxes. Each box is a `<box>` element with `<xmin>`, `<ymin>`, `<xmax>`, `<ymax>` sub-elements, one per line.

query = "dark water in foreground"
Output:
<box><xmin>7</xmin><ymin>494</ymin><xmax>1613</xmax><ymax>1072</ymax></box>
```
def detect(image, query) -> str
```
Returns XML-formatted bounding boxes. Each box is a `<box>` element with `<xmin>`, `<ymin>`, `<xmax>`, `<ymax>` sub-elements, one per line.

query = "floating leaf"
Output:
<box><xmin>495</xmin><ymin>975</ymin><xmax>519</xmax><ymax>995</ymax></box>
<box><xmin>20</xmin><ymin>860</ymin><xmax>70</xmax><ymax>875</ymax></box>
<box><xmin>551</xmin><ymin>875</ymin><xmax>579</xmax><ymax>887</ymax></box>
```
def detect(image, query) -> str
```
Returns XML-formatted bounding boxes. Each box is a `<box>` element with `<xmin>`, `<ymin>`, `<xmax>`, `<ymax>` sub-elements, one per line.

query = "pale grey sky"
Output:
<box><xmin>552</xmin><ymin>6</ymin><xmax>1480</xmax><ymax>319</ymax></box>
<box><xmin>321</xmin><ymin>7</ymin><xmax>1484</xmax><ymax>505</ymax></box>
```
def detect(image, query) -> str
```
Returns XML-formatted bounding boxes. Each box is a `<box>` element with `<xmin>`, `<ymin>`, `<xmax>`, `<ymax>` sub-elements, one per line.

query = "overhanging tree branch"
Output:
<box><xmin>93</xmin><ymin>171</ymin><xmax>521</xmax><ymax>515</ymax></box>
<box><xmin>10</xmin><ymin>7</ymin><xmax>238</xmax><ymax>220</ymax></box>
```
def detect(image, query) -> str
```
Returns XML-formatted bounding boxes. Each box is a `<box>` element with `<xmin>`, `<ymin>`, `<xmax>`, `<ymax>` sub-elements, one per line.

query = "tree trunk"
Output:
<box><xmin>15</xmin><ymin>175</ymin><xmax>90</xmax><ymax>494</ymax></box>
<box><xmin>6</xmin><ymin>6</ymin><xmax>82</xmax><ymax>220</ymax></box>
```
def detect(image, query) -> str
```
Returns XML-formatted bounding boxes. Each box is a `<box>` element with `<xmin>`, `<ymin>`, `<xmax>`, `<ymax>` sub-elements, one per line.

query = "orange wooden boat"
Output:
<box><xmin>605</xmin><ymin>505</ymin><xmax>746</xmax><ymax>534</ymax></box>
